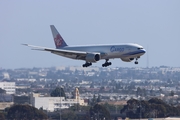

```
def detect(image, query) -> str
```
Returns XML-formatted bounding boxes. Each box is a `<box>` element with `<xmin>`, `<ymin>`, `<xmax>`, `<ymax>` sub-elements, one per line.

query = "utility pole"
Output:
<box><xmin>46</xmin><ymin>108</ymin><xmax>48</xmax><ymax>119</ymax></box>
<box><xmin>59</xmin><ymin>86</ymin><xmax>61</xmax><ymax>120</ymax></box>
<box><xmin>139</xmin><ymin>97</ymin><xmax>141</xmax><ymax>120</ymax></box>
<box><xmin>147</xmin><ymin>45</ymin><xmax>149</xmax><ymax>68</ymax></box>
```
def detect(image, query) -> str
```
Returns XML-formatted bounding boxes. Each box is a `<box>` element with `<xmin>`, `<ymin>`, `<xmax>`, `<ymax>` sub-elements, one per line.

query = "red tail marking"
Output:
<box><xmin>54</xmin><ymin>34</ymin><xmax>63</xmax><ymax>47</ymax></box>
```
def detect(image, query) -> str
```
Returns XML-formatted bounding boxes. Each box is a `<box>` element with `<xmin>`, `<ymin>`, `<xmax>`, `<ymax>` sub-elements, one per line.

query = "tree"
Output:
<box><xmin>121</xmin><ymin>98</ymin><xmax>180</xmax><ymax>119</ymax></box>
<box><xmin>96</xmin><ymin>94</ymin><xmax>101</xmax><ymax>103</ymax></box>
<box><xmin>90</xmin><ymin>104</ymin><xmax>111</xmax><ymax>120</ymax></box>
<box><xmin>136</xmin><ymin>87</ymin><xmax>141</xmax><ymax>96</ymax></box>
<box><xmin>0</xmin><ymin>88</ymin><xmax>6</xmax><ymax>94</ymax></box>
<box><xmin>148</xmin><ymin>98</ymin><xmax>165</xmax><ymax>105</ymax></box>
<box><xmin>61</xmin><ymin>110</ymin><xmax>78</xmax><ymax>120</ymax></box>
<box><xmin>121</xmin><ymin>99</ymin><xmax>140</xmax><ymax>118</ymax></box>
<box><xmin>136</xmin><ymin>87</ymin><xmax>142</xmax><ymax>97</ymax></box>
<box><xmin>90</xmin><ymin>94</ymin><xmax>97</xmax><ymax>106</ymax></box>
<box><xmin>170</xmin><ymin>90</ymin><xmax>174</xmax><ymax>96</ymax></box>
<box><xmin>7</xmin><ymin>104</ymin><xmax>47</xmax><ymax>120</ymax></box>
<box><xmin>99</xmin><ymin>86</ymin><xmax>105</xmax><ymax>93</ymax></box>
<box><xmin>50</xmin><ymin>87</ymin><xmax>66</xmax><ymax>98</ymax></box>
<box><xmin>101</xmin><ymin>102</ymin><xmax>123</xmax><ymax>113</ymax></box>
<box><xmin>90</xmin><ymin>83</ymin><xmax>94</xmax><ymax>88</ymax></box>
<box><xmin>0</xmin><ymin>113</ymin><xmax>5</xmax><ymax>120</ymax></box>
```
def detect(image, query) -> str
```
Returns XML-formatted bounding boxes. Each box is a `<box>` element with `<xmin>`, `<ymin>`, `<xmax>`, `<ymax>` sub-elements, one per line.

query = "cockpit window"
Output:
<box><xmin>138</xmin><ymin>47</ymin><xmax>143</xmax><ymax>50</ymax></box>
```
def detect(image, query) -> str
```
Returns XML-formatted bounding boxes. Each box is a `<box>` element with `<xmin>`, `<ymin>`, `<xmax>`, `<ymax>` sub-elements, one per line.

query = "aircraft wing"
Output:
<box><xmin>22</xmin><ymin>44</ymin><xmax>107</xmax><ymax>60</ymax></box>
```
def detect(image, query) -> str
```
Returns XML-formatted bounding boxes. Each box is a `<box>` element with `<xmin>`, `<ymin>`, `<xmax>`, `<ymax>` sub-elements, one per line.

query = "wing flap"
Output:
<box><xmin>23</xmin><ymin>44</ymin><xmax>86</xmax><ymax>53</ymax></box>
<box><xmin>23</xmin><ymin>44</ymin><xmax>89</xmax><ymax>60</ymax></box>
<box><xmin>23</xmin><ymin>44</ymin><xmax>107</xmax><ymax>60</ymax></box>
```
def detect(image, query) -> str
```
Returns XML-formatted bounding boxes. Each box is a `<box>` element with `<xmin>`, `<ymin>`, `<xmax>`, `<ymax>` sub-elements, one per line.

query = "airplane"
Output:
<box><xmin>23</xmin><ymin>25</ymin><xmax>146</xmax><ymax>67</ymax></box>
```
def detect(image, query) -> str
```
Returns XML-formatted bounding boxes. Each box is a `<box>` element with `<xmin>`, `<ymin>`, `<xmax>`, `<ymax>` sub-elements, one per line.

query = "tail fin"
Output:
<box><xmin>50</xmin><ymin>25</ymin><xmax>68</xmax><ymax>49</ymax></box>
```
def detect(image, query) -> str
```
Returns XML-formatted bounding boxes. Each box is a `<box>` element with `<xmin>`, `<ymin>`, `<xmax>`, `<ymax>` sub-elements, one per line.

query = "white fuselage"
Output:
<box><xmin>54</xmin><ymin>43</ymin><xmax>146</xmax><ymax>61</ymax></box>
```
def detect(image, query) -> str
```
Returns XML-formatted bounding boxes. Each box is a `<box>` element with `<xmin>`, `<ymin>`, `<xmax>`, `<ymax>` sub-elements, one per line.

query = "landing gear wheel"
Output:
<box><xmin>102</xmin><ymin>59</ymin><xmax>112</xmax><ymax>67</ymax></box>
<box><xmin>135</xmin><ymin>61</ymin><xmax>138</xmax><ymax>64</ymax></box>
<box><xmin>82</xmin><ymin>64</ymin><xmax>86</xmax><ymax>67</ymax></box>
<box><xmin>82</xmin><ymin>62</ymin><xmax>92</xmax><ymax>67</ymax></box>
<box><xmin>134</xmin><ymin>57</ymin><xmax>139</xmax><ymax>64</ymax></box>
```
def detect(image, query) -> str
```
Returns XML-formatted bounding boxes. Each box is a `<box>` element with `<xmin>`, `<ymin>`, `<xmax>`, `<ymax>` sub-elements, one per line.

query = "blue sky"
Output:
<box><xmin>0</xmin><ymin>1</ymin><xmax>180</xmax><ymax>69</ymax></box>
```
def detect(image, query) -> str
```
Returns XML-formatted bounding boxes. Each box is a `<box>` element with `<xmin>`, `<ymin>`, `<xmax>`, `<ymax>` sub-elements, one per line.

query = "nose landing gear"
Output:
<box><xmin>135</xmin><ymin>61</ymin><xmax>138</xmax><ymax>64</ymax></box>
<box><xmin>134</xmin><ymin>57</ymin><xmax>139</xmax><ymax>64</ymax></box>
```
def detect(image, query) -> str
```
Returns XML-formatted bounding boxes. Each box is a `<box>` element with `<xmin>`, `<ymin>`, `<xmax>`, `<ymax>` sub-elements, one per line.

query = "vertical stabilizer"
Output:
<box><xmin>50</xmin><ymin>25</ymin><xmax>68</xmax><ymax>49</ymax></box>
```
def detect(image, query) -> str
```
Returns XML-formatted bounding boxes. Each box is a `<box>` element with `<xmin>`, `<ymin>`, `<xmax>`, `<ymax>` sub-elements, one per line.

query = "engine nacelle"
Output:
<box><xmin>85</xmin><ymin>53</ymin><xmax>101</xmax><ymax>62</ymax></box>
<box><xmin>121</xmin><ymin>58</ymin><xmax>134</xmax><ymax>62</ymax></box>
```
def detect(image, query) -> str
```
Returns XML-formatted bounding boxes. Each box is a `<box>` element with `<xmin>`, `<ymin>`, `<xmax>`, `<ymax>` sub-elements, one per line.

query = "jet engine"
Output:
<box><xmin>85</xmin><ymin>53</ymin><xmax>101</xmax><ymax>62</ymax></box>
<box><xmin>121</xmin><ymin>58</ymin><xmax>134</xmax><ymax>62</ymax></box>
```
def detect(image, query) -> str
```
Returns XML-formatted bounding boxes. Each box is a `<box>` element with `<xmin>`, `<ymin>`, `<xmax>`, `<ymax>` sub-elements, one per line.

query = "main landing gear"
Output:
<box><xmin>102</xmin><ymin>59</ymin><xmax>112</xmax><ymax>67</ymax></box>
<box><xmin>82</xmin><ymin>62</ymin><xmax>92</xmax><ymax>67</ymax></box>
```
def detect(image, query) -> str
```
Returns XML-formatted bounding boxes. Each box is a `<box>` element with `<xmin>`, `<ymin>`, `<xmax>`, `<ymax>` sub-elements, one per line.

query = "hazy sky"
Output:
<box><xmin>1</xmin><ymin>1</ymin><xmax>180</xmax><ymax>69</ymax></box>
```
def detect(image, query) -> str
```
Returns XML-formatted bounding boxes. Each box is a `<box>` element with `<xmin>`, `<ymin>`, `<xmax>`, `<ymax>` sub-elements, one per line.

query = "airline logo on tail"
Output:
<box><xmin>54</xmin><ymin>34</ymin><xmax>63</xmax><ymax>48</ymax></box>
<box><xmin>50</xmin><ymin>25</ymin><xmax>68</xmax><ymax>49</ymax></box>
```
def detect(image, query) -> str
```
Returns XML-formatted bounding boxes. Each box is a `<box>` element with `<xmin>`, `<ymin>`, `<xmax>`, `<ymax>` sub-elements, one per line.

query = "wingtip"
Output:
<box><xmin>22</xmin><ymin>44</ymin><xmax>28</xmax><ymax>46</ymax></box>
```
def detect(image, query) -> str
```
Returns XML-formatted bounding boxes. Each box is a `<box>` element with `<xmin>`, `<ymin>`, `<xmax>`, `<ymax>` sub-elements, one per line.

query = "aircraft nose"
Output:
<box><xmin>141</xmin><ymin>49</ymin><xmax>146</xmax><ymax>54</ymax></box>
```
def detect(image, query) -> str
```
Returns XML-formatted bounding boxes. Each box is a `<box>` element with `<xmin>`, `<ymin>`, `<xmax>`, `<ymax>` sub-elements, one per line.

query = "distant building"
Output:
<box><xmin>2</xmin><ymin>72</ymin><xmax>10</xmax><ymax>80</ymax></box>
<box><xmin>30</xmin><ymin>88</ymin><xmax>88</xmax><ymax>112</ymax></box>
<box><xmin>0</xmin><ymin>102</ymin><xmax>13</xmax><ymax>110</ymax></box>
<box><xmin>0</xmin><ymin>94</ymin><xmax>14</xmax><ymax>110</ymax></box>
<box><xmin>0</xmin><ymin>82</ymin><xmax>16</xmax><ymax>94</ymax></box>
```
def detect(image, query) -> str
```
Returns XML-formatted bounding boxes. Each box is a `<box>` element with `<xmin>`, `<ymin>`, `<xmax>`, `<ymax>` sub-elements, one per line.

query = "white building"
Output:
<box><xmin>0</xmin><ymin>82</ymin><xmax>16</xmax><ymax>94</ymax></box>
<box><xmin>3</xmin><ymin>72</ymin><xmax>10</xmax><ymax>79</ymax></box>
<box><xmin>30</xmin><ymin>88</ymin><xmax>88</xmax><ymax>112</ymax></box>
